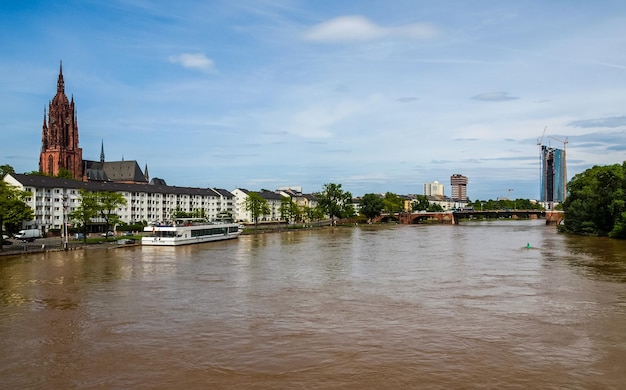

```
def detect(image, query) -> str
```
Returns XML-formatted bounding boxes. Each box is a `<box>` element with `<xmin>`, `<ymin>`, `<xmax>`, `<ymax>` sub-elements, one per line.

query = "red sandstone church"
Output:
<box><xmin>39</xmin><ymin>62</ymin><xmax>150</xmax><ymax>184</ymax></box>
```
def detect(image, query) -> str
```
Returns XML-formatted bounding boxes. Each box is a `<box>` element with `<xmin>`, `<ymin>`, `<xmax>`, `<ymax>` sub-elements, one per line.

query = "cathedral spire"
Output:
<box><xmin>57</xmin><ymin>61</ymin><xmax>65</xmax><ymax>93</ymax></box>
<box><xmin>41</xmin><ymin>62</ymin><xmax>83</xmax><ymax>179</ymax></box>
<box><xmin>100</xmin><ymin>140</ymin><xmax>105</xmax><ymax>163</ymax></box>
<box><xmin>41</xmin><ymin>107</ymin><xmax>48</xmax><ymax>154</ymax></box>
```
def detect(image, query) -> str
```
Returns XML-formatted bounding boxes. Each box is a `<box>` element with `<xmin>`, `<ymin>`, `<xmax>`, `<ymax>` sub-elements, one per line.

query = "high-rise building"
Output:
<box><xmin>39</xmin><ymin>62</ymin><xmax>148</xmax><ymax>184</ymax></box>
<box><xmin>424</xmin><ymin>181</ymin><xmax>444</xmax><ymax>198</ymax></box>
<box><xmin>39</xmin><ymin>62</ymin><xmax>83</xmax><ymax>179</ymax></box>
<box><xmin>540</xmin><ymin>146</ymin><xmax>566</xmax><ymax>203</ymax></box>
<box><xmin>450</xmin><ymin>174</ymin><xmax>468</xmax><ymax>201</ymax></box>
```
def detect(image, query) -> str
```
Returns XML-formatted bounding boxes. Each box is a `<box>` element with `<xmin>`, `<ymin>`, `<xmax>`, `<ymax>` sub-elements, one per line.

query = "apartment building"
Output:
<box><xmin>3</xmin><ymin>173</ymin><xmax>234</xmax><ymax>233</ymax></box>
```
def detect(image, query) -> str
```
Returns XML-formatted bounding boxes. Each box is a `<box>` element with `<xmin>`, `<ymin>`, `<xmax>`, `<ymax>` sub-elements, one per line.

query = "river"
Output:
<box><xmin>1</xmin><ymin>220</ymin><xmax>625</xmax><ymax>389</ymax></box>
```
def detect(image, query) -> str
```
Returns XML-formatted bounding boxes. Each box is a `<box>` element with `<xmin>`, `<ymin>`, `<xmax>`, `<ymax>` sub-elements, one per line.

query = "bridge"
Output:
<box><xmin>375</xmin><ymin>210</ymin><xmax>564</xmax><ymax>225</ymax></box>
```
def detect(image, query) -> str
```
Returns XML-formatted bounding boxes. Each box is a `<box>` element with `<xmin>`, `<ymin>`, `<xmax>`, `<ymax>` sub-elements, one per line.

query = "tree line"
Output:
<box><xmin>561</xmin><ymin>162</ymin><xmax>626</xmax><ymax>238</ymax></box>
<box><xmin>4</xmin><ymin>162</ymin><xmax>626</xmax><ymax>245</ymax></box>
<box><xmin>68</xmin><ymin>190</ymin><xmax>127</xmax><ymax>242</ymax></box>
<box><xmin>244</xmin><ymin>183</ymin><xmax>355</xmax><ymax>226</ymax></box>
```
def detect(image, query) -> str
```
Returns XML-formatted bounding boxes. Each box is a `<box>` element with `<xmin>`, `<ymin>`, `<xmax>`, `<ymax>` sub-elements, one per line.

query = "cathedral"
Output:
<box><xmin>39</xmin><ymin>62</ymin><xmax>149</xmax><ymax>184</ymax></box>
<box><xmin>39</xmin><ymin>62</ymin><xmax>82</xmax><ymax>178</ymax></box>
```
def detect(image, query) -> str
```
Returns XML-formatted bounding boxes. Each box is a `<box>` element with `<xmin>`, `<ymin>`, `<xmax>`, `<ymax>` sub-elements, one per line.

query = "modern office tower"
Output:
<box><xmin>450</xmin><ymin>174</ymin><xmax>468</xmax><ymax>201</ymax></box>
<box><xmin>424</xmin><ymin>181</ymin><xmax>445</xmax><ymax>198</ymax></box>
<box><xmin>540</xmin><ymin>145</ymin><xmax>566</xmax><ymax>203</ymax></box>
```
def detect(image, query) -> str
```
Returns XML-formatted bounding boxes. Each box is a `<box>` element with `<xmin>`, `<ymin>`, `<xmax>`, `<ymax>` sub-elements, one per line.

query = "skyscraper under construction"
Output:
<box><xmin>540</xmin><ymin>145</ymin><xmax>566</xmax><ymax>204</ymax></box>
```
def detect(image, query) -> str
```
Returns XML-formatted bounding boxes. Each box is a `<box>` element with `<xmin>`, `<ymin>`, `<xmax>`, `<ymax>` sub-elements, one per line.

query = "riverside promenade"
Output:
<box><xmin>0</xmin><ymin>237</ymin><xmax>127</xmax><ymax>257</ymax></box>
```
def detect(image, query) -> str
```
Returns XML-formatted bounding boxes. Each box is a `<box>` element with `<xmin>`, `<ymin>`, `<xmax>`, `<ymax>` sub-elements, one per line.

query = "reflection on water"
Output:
<box><xmin>1</xmin><ymin>220</ymin><xmax>626</xmax><ymax>389</ymax></box>
<box><xmin>559</xmin><ymin>235</ymin><xmax>626</xmax><ymax>282</ymax></box>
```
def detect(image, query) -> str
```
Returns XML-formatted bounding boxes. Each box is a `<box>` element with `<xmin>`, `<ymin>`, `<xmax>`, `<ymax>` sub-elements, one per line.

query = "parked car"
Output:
<box><xmin>14</xmin><ymin>229</ymin><xmax>42</xmax><ymax>242</ymax></box>
<box><xmin>122</xmin><ymin>231</ymin><xmax>134</xmax><ymax>236</ymax></box>
<box><xmin>100</xmin><ymin>231</ymin><xmax>115</xmax><ymax>237</ymax></box>
<box><xmin>2</xmin><ymin>240</ymin><xmax>13</xmax><ymax>246</ymax></box>
<box><xmin>2</xmin><ymin>234</ymin><xmax>9</xmax><ymax>240</ymax></box>
<box><xmin>117</xmin><ymin>238</ymin><xmax>135</xmax><ymax>245</ymax></box>
<box><xmin>74</xmin><ymin>233</ymin><xmax>85</xmax><ymax>239</ymax></box>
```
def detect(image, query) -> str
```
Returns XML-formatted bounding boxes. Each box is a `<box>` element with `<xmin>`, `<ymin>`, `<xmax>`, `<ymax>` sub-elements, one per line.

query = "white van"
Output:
<box><xmin>14</xmin><ymin>229</ymin><xmax>42</xmax><ymax>242</ymax></box>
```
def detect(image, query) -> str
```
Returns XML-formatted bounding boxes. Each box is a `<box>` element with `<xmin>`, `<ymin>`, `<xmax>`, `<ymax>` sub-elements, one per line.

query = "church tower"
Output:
<box><xmin>39</xmin><ymin>62</ymin><xmax>83</xmax><ymax>179</ymax></box>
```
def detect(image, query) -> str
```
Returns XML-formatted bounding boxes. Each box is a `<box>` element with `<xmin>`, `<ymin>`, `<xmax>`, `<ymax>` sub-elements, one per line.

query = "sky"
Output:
<box><xmin>1</xmin><ymin>0</ymin><xmax>626</xmax><ymax>200</ymax></box>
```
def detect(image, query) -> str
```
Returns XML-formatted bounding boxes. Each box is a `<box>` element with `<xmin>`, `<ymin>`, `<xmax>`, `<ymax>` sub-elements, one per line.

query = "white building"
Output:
<box><xmin>424</xmin><ymin>181</ymin><xmax>444</xmax><ymax>198</ymax></box>
<box><xmin>231</xmin><ymin>188</ymin><xmax>287</xmax><ymax>223</ymax></box>
<box><xmin>3</xmin><ymin>173</ymin><xmax>235</xmax><ymax>233</ymax></box>
<box><xmin>231</xmin><ymin>188</ymin><xmax>253</xmax><ymax>222</ymax></box>
<box><xmin>232</xmin><ymin>187</ymin><xmax>320</xmax><ymax>223</ymax></box>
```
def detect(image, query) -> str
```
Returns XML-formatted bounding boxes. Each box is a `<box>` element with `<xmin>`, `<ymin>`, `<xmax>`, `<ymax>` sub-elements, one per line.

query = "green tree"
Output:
<box><xmin>97</xmin><ymin>191</ymin><xmax>127</xmax><ymax>240</ymax></box>
<box><xmin>383</xmin><ymin>192</ymin><xmax>403</xmax><ymax>215</ymax></box>
<box><xmin>412</xmin><ymin>195</ymin><xmax>430</xmax><ymax>211</ymax></box>
<box><xmin>279</xmin><ymin>196</ymin><xmax>293</xmax><ymax>223</ymax></box>
<box><xmin>428</xmin><ymin>203</ymin><xmax>444</xmax><ymax>212</ymax></box>
<box><xmin>0</xmin><ymin>164</ymin><xmax>15</xmax><ymax>178</ymax></box>
<box><xmin>279</xmin><ymin>197</ymin><xmax>302</xmax><ymax>224</ymax></box>
<box><xmin>56</xmin><ymin>168</ymin><xmax>74</xmax><ymax>179</ymax></box>
<box><xmin>302</xmin><ymin>205</ymin><xmax>324</xmax><ymax>226</ymax></box>
<box><xmin>313</xmin><ymin>205</ymin><xmax>326</xmax><ymax>224</ymax></box>
<box><xmin>470</xmin><ymin>198</ymin><xmax>544</xmax><ymax>211</ymax></box>
<box><xmin>69</xmin><ymin>190</ymin><xmax>99</xmax><ymax>243</ymax></box>
<box><xmin>562</xmin><ymin>163</ymin><xmax>626</xmax><ymax>237</ymax></box>
<box><xmin>0</xmin><ymin>181</ymin><xmax>34</xmax><ymax>250</ymax></box>
<box><xmin>317</xmin><ymin>183</ymin><xmax>353</xmax><ymax>225</ymax></box>
<box><xmin>359</xmin><ymin>193</ymin><xmax>384</xmax><ymax>222</ymax></box>
<box><xmin>244</xmin><ymin>192</ymin><xmax>270</xmax><ymax>226</ymax></box>
<box><xmin>291</xmin><ymin>201</ymin><xmax>303</xmax><ymax>224</ymax></box>
<box><xmin>173</xmin><ymin>207</ymin><xmax>194</xmax><ymax>219</ymax></box>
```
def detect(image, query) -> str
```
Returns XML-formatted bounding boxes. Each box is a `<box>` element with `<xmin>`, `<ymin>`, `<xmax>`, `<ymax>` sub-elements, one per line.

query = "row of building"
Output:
<box><xmin>3</xmin><ymin>173</ymin><xmax>321</xmax><ymax>233</ymax></box>
<box><xmin>423</xmin><ymin>174</ymin><xmax>468</xmax><ymax>201</ymax></box>
<box><xmin>3</xmin><ymin>63</ymin><xmax>471</xmax><ymax>233</ymax></box>
<box><xmin>3</xmin><ymin>172</ymin><xmax>472</xmax><ymax>234</ymax></box>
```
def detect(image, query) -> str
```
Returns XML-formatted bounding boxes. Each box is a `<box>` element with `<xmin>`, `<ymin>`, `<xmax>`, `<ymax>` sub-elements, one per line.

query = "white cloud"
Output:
<box><xmin>168</xmin><ymin>53</ymin><xmax>215</xmax><ymax>72</ymax></box>
<box><xmin>286</xmin><ymin>100</ymin><xmax>362</xmax><ymax>139</ymax></box>
<box><xmin>471</xmin><ymin>91</ymin><xmax>519</xmax><ymax>102</ymax></box>
<box><xmin>303</xmin><ymin>15</ymin><xmax>438</xmax><ymax>43</ymax></box>
<box><xmin>569</xmin><ymin>115</ymin><xmax>626</xmax><ymax>128</ymax></box>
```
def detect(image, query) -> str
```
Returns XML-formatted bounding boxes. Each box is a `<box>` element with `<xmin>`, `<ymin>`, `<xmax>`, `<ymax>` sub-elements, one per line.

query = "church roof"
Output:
<box><xmin>83</xmin><ymin>160</ymin><xmax>147</xmax><ymax>183</ymax></box>
<box><xmin>102</xmin><ymin>161</ymin><xmax>147</xmax><ymax>182</ymax></box>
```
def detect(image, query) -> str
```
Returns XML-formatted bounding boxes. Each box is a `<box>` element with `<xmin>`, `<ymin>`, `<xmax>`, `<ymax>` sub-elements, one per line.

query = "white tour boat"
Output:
<box><xmin>142</xmin><ymin>218</ymin><xmax>241</xmax><ymax>246</ymax></box>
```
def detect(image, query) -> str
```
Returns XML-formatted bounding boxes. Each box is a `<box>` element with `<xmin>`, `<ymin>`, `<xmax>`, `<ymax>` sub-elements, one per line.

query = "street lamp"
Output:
<box><xmin>62</xmin><ymin>195</ymin><xmax>68</xmax><ymax>250</ymax></box>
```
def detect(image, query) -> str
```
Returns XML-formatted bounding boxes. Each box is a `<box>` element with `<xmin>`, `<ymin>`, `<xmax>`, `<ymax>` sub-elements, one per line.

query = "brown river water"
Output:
<box><xmin>1</xmin><ymin>220</ymin><xmax>625</xmax><ymax>389</ymax></box>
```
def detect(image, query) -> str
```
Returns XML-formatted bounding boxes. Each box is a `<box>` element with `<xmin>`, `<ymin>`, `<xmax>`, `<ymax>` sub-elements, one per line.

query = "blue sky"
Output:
<box><xmin>2</xmin><ymin>0</ymin><xmax>626</xmax><ymax>200</ymax></box>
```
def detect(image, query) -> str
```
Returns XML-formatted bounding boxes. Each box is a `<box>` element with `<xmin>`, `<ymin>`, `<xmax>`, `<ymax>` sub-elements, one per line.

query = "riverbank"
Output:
<box><xmin>0</xmin><ymin>237</ymin><xmax>138</xmax><ymax>257</ymax></box>
<box><xmin>0</xmin><ymin>220</ymin><xmax>349</xmax><ymax>258</ymax></box>
<box><xmin>0</xmin><ymin>220</ymin><xmax>405</xmax><ymax>258</ymax></box>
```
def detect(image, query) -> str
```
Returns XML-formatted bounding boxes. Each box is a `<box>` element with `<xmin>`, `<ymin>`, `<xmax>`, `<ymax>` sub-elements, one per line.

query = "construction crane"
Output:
<box><xmin>537</xmin><ymin>126</ymin><xmax>547</xmax><ymax>202</ymax></box>
<box><xmin>548</xmin><ymin>135</ymin><xmax>568</xmax><ymax>150</ymax></box>
<box><xmin>537</xmin><ymin>126</ymin><xmax>547</xmax><ymax>147</ymax></box>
